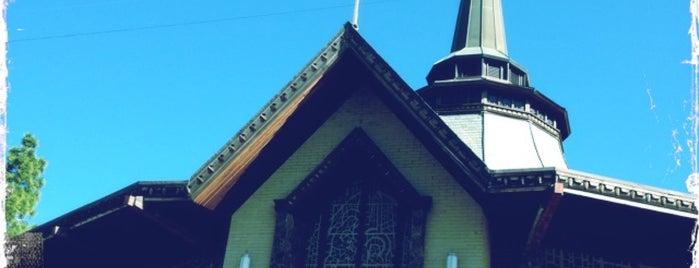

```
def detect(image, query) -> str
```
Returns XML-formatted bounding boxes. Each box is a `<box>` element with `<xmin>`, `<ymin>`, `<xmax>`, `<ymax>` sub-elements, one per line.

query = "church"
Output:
<box><xmin>27</xmin><ymin>0</ymin><xmax>697</xmax><ymax>267</ymax></box>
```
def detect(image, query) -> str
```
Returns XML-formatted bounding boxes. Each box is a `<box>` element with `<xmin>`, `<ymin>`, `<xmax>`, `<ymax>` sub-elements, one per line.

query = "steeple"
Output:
<box><xmin>418</xmin><ymin>0</ymin><xmax>571</xmax><ymax>171</ymax></box>
<box><xmin>427</xmin><ymin>0</ymin><xmax>528</xmax><ymax>86</ymax></box>
<box><xmin>451</xmin><ymin>0</ymin><xmax>508</xmax><ymax>58</ymax></box>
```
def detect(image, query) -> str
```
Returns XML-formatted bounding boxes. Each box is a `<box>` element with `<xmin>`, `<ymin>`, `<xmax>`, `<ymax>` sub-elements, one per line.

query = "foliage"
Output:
<box><xmin>6</xmin><ymin>134</ymin><xmax>46</xmax><ymax>238</ymax></box>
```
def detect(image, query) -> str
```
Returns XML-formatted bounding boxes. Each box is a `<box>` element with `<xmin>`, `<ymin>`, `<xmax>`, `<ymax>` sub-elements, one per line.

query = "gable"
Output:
<box><xmin>187</xmin><ymin>24</ymin><xmax>491</xmax><ymax>211</ymax></box>
<box><xmin>222</xmin><ymin>87</ymin><xmax>490</xmax><ymax>267</ymax></box>
<box><xmin>276</xmin><ymin>128</ymin><xmax>429</xmax><ymax>213</ymax></box>
<box><xmin>269</xmin><ymin>128</ymin><xmax>432</xmax><ymax>267</ymax></box>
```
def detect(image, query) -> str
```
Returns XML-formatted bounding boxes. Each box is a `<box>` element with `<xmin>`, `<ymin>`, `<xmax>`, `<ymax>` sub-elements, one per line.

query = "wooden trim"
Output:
<box><xmin>193</xmin><ymin>76</ymin><xmax>322</xmax><ymax>209</ymax></box>
<box><xmin>525</xmin><ymin>184</ymin><xmax>563</xmax><ymax>258</ymax></box>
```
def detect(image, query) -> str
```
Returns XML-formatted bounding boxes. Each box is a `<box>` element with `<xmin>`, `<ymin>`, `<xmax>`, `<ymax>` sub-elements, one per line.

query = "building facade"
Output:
<box><xmin>32</xmin><ymin>0</ymin><xmax>698</xmax><ymax>267</ymax></box>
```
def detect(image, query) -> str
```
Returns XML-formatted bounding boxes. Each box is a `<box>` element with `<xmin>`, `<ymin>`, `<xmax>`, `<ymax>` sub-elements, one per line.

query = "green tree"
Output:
<box><xmin>6</xmin><ymin>134</ymin><xmax>46</xmax><ymax>237</ymax></box>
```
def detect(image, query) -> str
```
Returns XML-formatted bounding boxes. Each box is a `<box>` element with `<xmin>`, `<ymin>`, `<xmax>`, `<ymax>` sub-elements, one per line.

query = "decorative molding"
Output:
<box><xmin>187</xmin><ymin>27</ymin><xmax>345</xmax><ymax>198</ymax></box>
<box><xmin>489</xmin><ymin>169</ymin><xmax>697</xmax><ymax>216</ymax></box>
<box><xmin>431</xmin><ymin>91</ymin><xmax>562</xmax><ymax>138</ymax></box>
<box><xmin>557</xmin><ymin>170</ymin><xmax>696</xmax><ymax>215</ymax></box>
<box><xmin>489</xmin><ymin>169</ymin><xmax>557</xmax><ymax>192</ymax></box>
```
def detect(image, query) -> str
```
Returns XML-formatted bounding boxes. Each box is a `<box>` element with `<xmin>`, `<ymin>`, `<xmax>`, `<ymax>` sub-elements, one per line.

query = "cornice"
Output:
<box><xmin>489</xmin><ymin>168</ymin><xmax>697</xmax><ymax>217</ymax></box>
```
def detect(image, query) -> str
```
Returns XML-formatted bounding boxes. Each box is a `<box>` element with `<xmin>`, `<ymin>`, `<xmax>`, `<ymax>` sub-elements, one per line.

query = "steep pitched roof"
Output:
<box><xmin>186</xmin><ymin>23</ymin><xmax>493</xmax><ymax>210</ymax></box>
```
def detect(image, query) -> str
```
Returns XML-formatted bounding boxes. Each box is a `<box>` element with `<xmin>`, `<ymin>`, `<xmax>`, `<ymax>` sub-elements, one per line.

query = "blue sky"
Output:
<box><xmin>6</xmin><ymin>0</ymin><xmax>694</xmax><ymax>225</ymax></box>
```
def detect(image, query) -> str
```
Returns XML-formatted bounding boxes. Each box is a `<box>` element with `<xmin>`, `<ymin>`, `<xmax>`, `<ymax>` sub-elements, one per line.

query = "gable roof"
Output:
<box><xmin>187</xmin><ymin>23</ymin><xmax>493</xmax><ymax>210</ymax></box>
<box><xmin>31</xmin><ymin>181</ymin><xmax>226</xmax><ymax>267</ymax></box>
<box><xmin>35</xmin><ymin>181</ymin><xmax>191</xmax><ymax>235</ymax></box>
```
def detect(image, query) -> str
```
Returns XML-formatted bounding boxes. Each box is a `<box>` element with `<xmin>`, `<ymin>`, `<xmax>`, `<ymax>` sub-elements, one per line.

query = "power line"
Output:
<box><xmin>11</xmin><ymin>0</ymin><xmax>149</xmax><ymax>14</ymax></box>
<box><xmin>9</xmin><ymin>0</ymin><xmax>395</xmax><ymax>44</ymax></box>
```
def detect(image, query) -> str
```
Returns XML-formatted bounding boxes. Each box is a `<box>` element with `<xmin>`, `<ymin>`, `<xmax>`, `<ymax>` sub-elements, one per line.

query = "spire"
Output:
<box><xmin>426</xmin><ymin>0</ymin><xmax>527</xmax><ymax>86</ymax></box>
<box><xmin>451</xmin><ymin>0</ymin><xmax>508</xmax><ymax>58</ymax></box>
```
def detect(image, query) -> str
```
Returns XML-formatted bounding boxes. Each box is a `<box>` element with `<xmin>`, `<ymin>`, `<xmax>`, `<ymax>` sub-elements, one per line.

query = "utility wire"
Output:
<box><xmin>10</xmin><ymin>0</ymin><xmax>394</xmax><ymax>44</ymax></box>
<box><xmin>11</xmin><ymin>0</ymin><xmax>149</xmax><ymax>14</ymax></box>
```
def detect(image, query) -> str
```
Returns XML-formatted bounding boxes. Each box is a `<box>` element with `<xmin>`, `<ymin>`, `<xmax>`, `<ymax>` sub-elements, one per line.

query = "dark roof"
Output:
<box><xmin>32</xmin><ymin>181</ymin><xmax>226</xmax><ymax>268</ymax></box>
<box><xmin>34</xmin><ymin>181</ymin><xmax>190</xmax><ymax>235</ymax></box>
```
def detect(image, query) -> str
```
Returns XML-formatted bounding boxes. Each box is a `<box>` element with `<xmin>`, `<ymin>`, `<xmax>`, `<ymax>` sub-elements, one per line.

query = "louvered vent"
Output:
<box><xmin>456</xmin><ymin>60</ymin><xmax>482</xmax><ymax>78</ymax></box>
<box><xmin>510</xmin><ymin>72</ymin><xmax>522</xmax><ymax>86</ymax></box>
<box><xmin>486</xmin><ymin>64</ymin><xmax>501</xmax><ymax>79</ymax></box>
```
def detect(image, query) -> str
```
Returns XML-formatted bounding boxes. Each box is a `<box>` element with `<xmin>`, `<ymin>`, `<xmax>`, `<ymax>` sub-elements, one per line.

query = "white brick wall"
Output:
<box><xmin>223</xmin><ymin>88</ymin><xmax>490</xmax><ymax>267</ymax></box>
<box><xmin>441</xmin><ymin>114</ymin><xmax>484</xmax><ymax>160</ymax></box>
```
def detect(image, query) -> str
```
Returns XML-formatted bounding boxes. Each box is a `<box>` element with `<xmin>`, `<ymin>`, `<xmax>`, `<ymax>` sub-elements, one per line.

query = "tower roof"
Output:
<box><xmin>451</xmin><ymin>0</ymin><xmax>508</xmax><ymax>59</ymax></box>
<box><xmin>427</xmin><ymin>0</ymin><xmax>528</xmax><ymax>86</ymax></box>
<box><xmin>420</xmin><ymin>0</ymin><xmax>572</xmax><ymax>169</ymax></box>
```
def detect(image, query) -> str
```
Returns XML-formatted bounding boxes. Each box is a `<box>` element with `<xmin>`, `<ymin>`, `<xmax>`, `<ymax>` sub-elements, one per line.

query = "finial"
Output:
<box><xmin>352</xmin><ymin>0</ymin><xmax>361</xmax><ymax>30</ymax></box>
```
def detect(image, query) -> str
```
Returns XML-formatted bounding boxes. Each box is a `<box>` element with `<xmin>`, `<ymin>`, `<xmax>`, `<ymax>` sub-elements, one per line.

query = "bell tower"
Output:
<box><xmin>418</xmin><ymin>0</ymin><xmax>571</xmax><ymax>170</ymax></box>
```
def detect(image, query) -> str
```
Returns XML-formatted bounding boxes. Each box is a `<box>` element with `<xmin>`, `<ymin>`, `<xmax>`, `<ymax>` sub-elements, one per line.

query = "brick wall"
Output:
<box><xmin>442</xmin><ymin>114</ymin><xmax>484</xmax><ymax>160</ymax></box>
<box><xmin>223</xmin><ymin>88</ymin><xmax>489</xmax><ymax>267</ymax></box>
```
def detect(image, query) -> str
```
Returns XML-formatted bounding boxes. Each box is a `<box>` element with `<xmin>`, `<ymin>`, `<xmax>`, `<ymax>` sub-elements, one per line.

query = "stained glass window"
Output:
<box><xmin>304</xmin><ymin>182</ymin><xmax>399</xmax><ymax>267</ymax></box>
<box><xmin>361</xmin><ymin>190</ymin><xmax>397</xmax><ymax>267</ymax></box>
<box><xmin>269</xmin><ymin>129</ymin><xmax>430</xmax><ymax>268</ymax></box>
<box><xmin>305</xmin><ymin>216</ymin><xmax>322</xmax><ymax>268</ymax></box>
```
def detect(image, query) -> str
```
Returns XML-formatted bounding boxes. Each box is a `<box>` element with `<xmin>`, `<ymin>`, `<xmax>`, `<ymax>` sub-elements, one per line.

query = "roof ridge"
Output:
<box><xmin>186</xmin><ymin>25</ymin><xmax>350</xmax><ymax>198</ymax></box>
